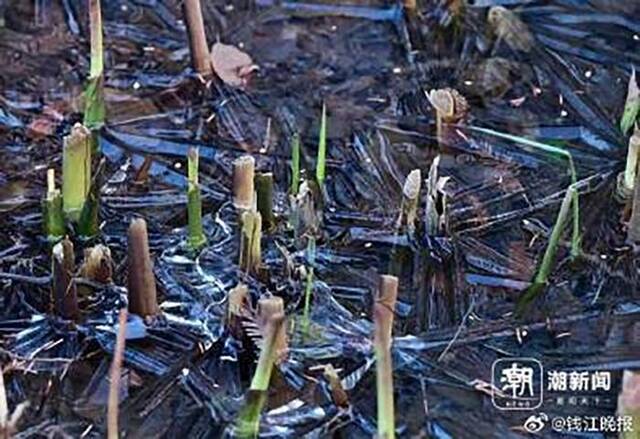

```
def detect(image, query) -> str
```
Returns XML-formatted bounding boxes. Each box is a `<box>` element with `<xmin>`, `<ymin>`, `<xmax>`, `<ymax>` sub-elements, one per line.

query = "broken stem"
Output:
<box><xmin>85</xmin><ymin>0</ymin><xmax>105</xmax><ymax>129</ymax></box>
<box><xmin>255</xmin><ymin>173</ymin><xmax>274</xmax><ymax>231</ymax></box>
<box><xmin>233</xmin><ymin>155</ymin><xmax>255</xmax><ymax>211</ymax></box>
<box><xmin>374</xmin><ymin>275</ymin><xmax>398</xmax><ymax>439</ymax></box>
<box><xmin>43</xmin><ymin>169</ymin><xmax>65</xmax><ymax>240</ymax></box>
<box><xmin>107</xmin><ymin>308</ymin><xmax>127</xmax><ymax>439</ymax></box>
<box><xmin>127</xmin><ymin>218</ymin><xmax>158</xmax><ymax>318</ymax></box>
<box><xmin>51</xmin><ymin>237</ymin><xmax>79</xmax><ymax>320</ymax></box>
<box><xmin>187</xmin><ymin>147</ymin><xmax>206</xmax><ymax>250</ymax></box>
<box><xmin>62</xmin><ymin>124</ymin><xmax>92</xmax><ymax>222</ymax></box>
<box><xmin>183</xmin><ymin>0</ymin><xmax>212</xmax><ymax>76</ymax></box>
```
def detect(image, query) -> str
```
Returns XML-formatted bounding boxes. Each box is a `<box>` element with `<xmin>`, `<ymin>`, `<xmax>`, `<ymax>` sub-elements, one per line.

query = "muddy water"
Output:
<box><xmin>0</xmin><ymin>1</ymin><xmax>639</xmax><ymax>437</ymax></box>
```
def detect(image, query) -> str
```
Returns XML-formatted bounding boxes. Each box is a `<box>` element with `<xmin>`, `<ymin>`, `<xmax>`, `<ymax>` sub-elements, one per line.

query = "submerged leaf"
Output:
<box><xmin>620</xmin><ymin>67</ymin><xmax>640</xmax><ymax>135</ymax></box>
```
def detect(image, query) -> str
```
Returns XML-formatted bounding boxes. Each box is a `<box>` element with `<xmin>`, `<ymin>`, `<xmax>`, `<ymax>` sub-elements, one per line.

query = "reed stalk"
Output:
<box><xmin>62</xmin><ymin>123</ymin><xmax>92</xmax><ymax>222</ymax></box>
<box><xmin>233</xmin><ymin>155</ymin><xmax>255</xmax><ymax>211</ymax></box>
<box><xmin>51</xmin><ymin>237</ymin><xmax>79</xmax><ymax>320</ymax></box>
<box><xmin>107</xmin><ymin>308</ymin><xmax>127</xmax><ymax>439</ymax></box>
<box><xmin>255</xmin><ymin>173</ymin><xmax>274</xmax><ymax>231</ymax></box>
<box><xmin>290</xmin><ymin>133</ymin><xmax>301</xmax><ymax>195</ymax></box>
<box><xmin>374</xmin><ymin>275</ymin><xmax>398</xmax><ymax>439</ymax></box>
<box><xmin>43</xmin><ymin>169</ymin><xmax>65</xmax><ymax>240</ymax></box>
<box><xmin>316</xmin><ymin>104</ymin><xmax>327</xmax><ymax>188</ymax></box>
<box><xmin>187</xmin><ymin>147</ymin><xmax>206</xmax><ymax>250</ymax></box>
<box><xmin>182</xmin><ymin>0</ymin><xmax>212</xmax><ymax>76</ymax></box>
<box><xmin>127</xmin><ymin>218</ymin><xmax>158</xmax><ymax>317</ymax></box>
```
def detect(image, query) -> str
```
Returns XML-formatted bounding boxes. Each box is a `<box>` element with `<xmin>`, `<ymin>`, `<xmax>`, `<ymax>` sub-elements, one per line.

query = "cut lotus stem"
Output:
<box><xmin>187</xmin><ymin>147</ymin><xmax>207</xmax><ymax>250</ymax></box>
<box><xmin>183</xmin><ymin>0</ymin><xmax>212</xmax><ymax>76</ymax></box>
<box><xmin>62</xmin><ymin>123</ymin><xmax>92</xmax><ymax>222</ymax></box>
<box><xmin>51</xmin><ymin>237</ymin><xmax>79</xmax><ymax>320</ymax></box>
<box><xmin>236</xmin><ymin>313</ymin><xmax>285</xmax><ymax>438</ymax></box>
<box><xmin>257</xmin><ymin>296</ymin><xmax>287</xmax><ymax>362</ymax></box>
<box><xmin>127</xmin><ymin>218</ymin><xmax>158</xmax><ymax>318</ymax></box>
<box><xmin>239</xmin><ymin>210</ymin><xmax>262</xmax><ymax>275</ymax></box>
<box><xmin>374</xmin><ymin>274</ymin><xmax>398</xmax><ymax>439</ymax></box>
<box><xmin>81</xmin><ymin>244</ymin><xmax>113</xmax><ymax>283</ymax></box>
<box><xmin>618</xmin><ymin>370</ymin><xmax>640</xmax><ymax>439</ymax></box>
<box><xmin>226</xmin><ymin>283</ymin><xmax>248</xmax><ymax>337</ymax></box>
<box><xmin>255</xmin><ymin>173</ymin><xmax>274</xmax><ymax>231</ymax></box>
<box><xmin>84</xmin><ymin>0</ymin><xmax>105</xmax><ymax>129</ymax></box>
<box><xmin>301</xmin><ymin>237</ymin><xmax>316</xmax><ymax>334</ymax></box>
<box><xmin>233</xmin><ymin>155</ymin><xmax>255</xmax><ymax>210</ymax></box>
<box><xmin>107</xmin><ymin>308</ymin><xmax>127</xmax><ymax>439</ymax></box>
<box><xmin>316</xmin><ymin>103</ymin><xmax>327</xmax><ymax>189</ymax></box>
<box><xmin>628</xmin><ymin>171</ymin><xmax>640</xmax><ymax>243</ymax></box>
<box><xmin>397</xmin><ymin>169</ymin><xmax>421</xmax><ymax>231</ymax></box>
<box><xmin>516</xmin><ymin>185</ymin><xmax>576</xmax><ymax>315</ymax></box>
<box><xmin>43</xmin><ymin>169</ymin><xmax>65</xmax><ymax>240</ymax></box>
<box><xmin>290</xmin><ymin>133</ymin><xmax>301</xmax><ymax>195</ymax></box>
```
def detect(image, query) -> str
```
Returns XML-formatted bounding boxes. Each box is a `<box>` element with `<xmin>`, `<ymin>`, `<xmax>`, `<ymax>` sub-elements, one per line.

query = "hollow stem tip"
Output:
<box><xmin>374</xmin><ymin>274</ymin><xmax>398</xmax><ymax>439</ymax></box>
<box><xmin>51</xmin><ymin>237</ymin><xmax>79</xmax><ymax>320</ymax></box>
<box><xmin>258</xmin><ymin>296</ymin><xmax>287</xmax><ymax>362</ymax></box>
<box><xmin>127</xmin><ymin>218</ymin><xmax>158</xmax><ymax>317</ymax></box>
<box><xmin>183</xmin><ymin>0</ymin><xmax>212</xmax><ymax>76</ymax></box>
<box><xmin>233</xmin><ymin>155</ymin><xmax>255</xmax><ymax>210</ymax></box>
<box><xmin>62</xmin><ymin>123</ymin><xmax>92</xmax><ymax>222</ymax></box>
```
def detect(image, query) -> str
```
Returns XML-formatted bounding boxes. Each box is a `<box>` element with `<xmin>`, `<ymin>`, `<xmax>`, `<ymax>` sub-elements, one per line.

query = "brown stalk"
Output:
<box><xmin>51</xmin><ymin>237</ymin><xmax>79</xmax><ymax>320</ymax></box>
<box><xmin>127</xmin><ymin>219</ymin><xmax>158</xmax><ymax>317</ymax></box>
<box><xmin>182</xmin><ymin>0</ymin><xmax>212</xmax><ymax>76</ymax></box>
<box><xmin>233</xmin><ymin>155</ymin><xmax>255</xmax><ymax>211</ymax></box>
<box><xmin>257</xmin><ymin>296</ymin><xmax>288</xmax><ymax>363</ymax></box>
<box><xmin>107</xmin><ymin>309</ymin><xmax>127</xmax><ymax>439</ymax></box>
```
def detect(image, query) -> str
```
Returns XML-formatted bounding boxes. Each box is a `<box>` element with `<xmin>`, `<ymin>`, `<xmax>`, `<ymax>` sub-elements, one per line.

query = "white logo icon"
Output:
<box><xmin>523</xmin><ymin>413</ymin><xmax>548</xmax><ymax>433</ymax></box>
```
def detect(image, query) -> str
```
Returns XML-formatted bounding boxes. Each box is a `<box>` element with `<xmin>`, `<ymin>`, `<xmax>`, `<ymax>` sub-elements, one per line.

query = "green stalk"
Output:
<box><xmin>301</xmin><ymin>237</ymin><xmax>316</xmax><ymax>334</ymax></box>
<box><xmin>236</xmin><ymin>314</ymin><xmax>284</xmax><ymax>438</ymax></box>
<box><xmin>516</xmin><ymin>185</ymin><xmax>576</xmax><ymax>315</ymax></box>
<box><xmin>315</xmin><ymin>104</ymin><xmax>327</xmax><ymax>188</ymax></box>
<box><xmin>77</xmin><ymin>158</ymin><xmax>104</xmax><ymax>237</ymax></box>
<box><xmin>84</xmin><ymin>0</ymin><xmax>105</xmax><ymax>129</ymax></box>
<box><xmin>623</xmin><ymin>128</ymin><xmax>640</xmax><ymax>194</ymax></box>
<box><xmin>621</xmin><ymin>67</ymin><xmax>639</xmax><ymax>135</ymax></box>
<box><xmin>290</xmin><ymin>133</ymin><xmax>300</xmax><ymax>195</ymax></box>
<box><xmin>255</xmin><ymin>173</ymin><xmax>274</xmax><ymax>231</ymax></box>
<box><xmin>187</xmin><ymin>147</ymin><xmax>206</xmax><ymax>250</ymax></box>
<box><xmin>374</xmin><ymin>275</ymin><xmax>398</xmax><ymax>439</ymax></box>
<box><xmin>467</xmin><ymin>126</ymin><xmax>581</xmax><ymax>258</ymax></box>
<box><xmin>43</xmin><ymin>169</ymin><xmax>65</xmax><ymax>240</ymax></box>
<box><xmin>63</xmin><ymin>123</ymin><xmax>92</xmax><ymax>222</ymax></box>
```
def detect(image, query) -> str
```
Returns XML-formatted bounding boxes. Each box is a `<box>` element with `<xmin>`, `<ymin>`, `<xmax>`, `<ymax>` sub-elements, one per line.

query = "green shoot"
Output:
<box><xmin>316</xmin><ymin>103</ymin><xmax>327</xmax><ymax>188</ymax></box>
<box><xmin>374</xmin><ymin>275</ymin><xmax>398</xmax><ymax>439</ymax></box>
<box><xmin>255</xmin><ymin>173</ymin><xmax>274</xmax><ymax>231</ymax></box>
<box><xmin>84</xmin><ymin>0</ymin><xmax>105</xmax><ymax>130</ymax></box>
<box><xmin>43</xmin><ymin>169</ymin><xmax>65</xmax><ymax>240</ymax></box>
<box><xmin>62</xmin><ymin>123</ymin><xmax>92</xmax><ymax>222</ymax></box>
<box><xmin>290</xmin><ymin>133</ymin><xmax>301</xmax><ymax>195</ymax></box>
<box><xmin>187</xmin><ymin>147</ymin><xmax>207</xmax><ymax>250</ymax></box>
<box><xmin>621</xmin><ymin>67</ymin><xmax>639</xmax><ymax>136</ymax></box>
<box><xmin>516</xmin><ymin>185</ymin><xmax>576</xmax><ymax>315</ymax></box>
<box><xmin>235</xmin><ymin>313</ymin><xmax>285</xmax><ymax>438</ymax></box>
<box><xmin>301</xmin><ymin>237</ymin><xmax>316</xmax><ymax>335</ymax></box>
<box><xmin>467</xmin><ymin>126</ymin><xmax>581</xmax><ymax>259</ymax></box>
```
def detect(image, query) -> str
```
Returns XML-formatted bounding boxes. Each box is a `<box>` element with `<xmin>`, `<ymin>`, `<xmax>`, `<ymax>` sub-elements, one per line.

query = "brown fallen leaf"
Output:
<box><xmin>210</xmin><ymin>43</ymin><xmax>259</xmax><ymax>88</ymax></box>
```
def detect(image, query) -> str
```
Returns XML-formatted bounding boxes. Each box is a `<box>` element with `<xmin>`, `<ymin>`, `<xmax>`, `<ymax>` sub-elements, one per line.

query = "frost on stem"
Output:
<box><xmin>127</xmin><ymin>218</ymin><xmax>158</xmax><ymax>318</ymax></box>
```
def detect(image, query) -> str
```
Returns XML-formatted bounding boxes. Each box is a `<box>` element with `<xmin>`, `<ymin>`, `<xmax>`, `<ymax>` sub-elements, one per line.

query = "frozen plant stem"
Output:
<box><xmin>187</xmin><ymin>148</ymin><xmax>207</xmax><ymax>250</ymax></box>
<box><xmin>290</xmin><ymin>133</ymin><xmax>300</xmax><ymax>195</ymax></box>
<box><xmin>107</xmin><ymin>308</ymin><xmax>127</xmax><ymax>439</ymax></box>
<box><xmin>236</xmin><ymin>313</ymin><xmax>285</xmax><ymax>438</ymax></box>
<box><xmin>316</xmin><ymin>103</ymin><xmax>327</xmax><ymax>188</ymax></box>
<box><xmin>255</xmin><ymin>173</ymin><xmax>274</xmax><ymax>231</ymax></box>
<box><xmin>43</xmin><ymin>169</ymin><xmax>65</xmax><ymax>240</ymax></box>
<box><xmin>51</xmin><ymin>237</ymin><xmax>79</xmax><ymax>320</ymax></box>
<box><xmin>183</xmin><ymin>0</ymin><xmax>212</xmax><ymax>76</ymax></box>
<box><xmin>62</xmin><ymin>124</ymin><xmax>92</xmax><ymax>222</ymax></box>
<box><xmin>233</xmin><ymin>155</ymin><xmax>255</xmax><ymax>210</ymax></box>
<box><xmin>127</xmin><ymin>218</ymin><xmax>158</xmax><ymax>318</ymax></box>
<box><xmin>374</xmin><ymin>275</ymin><xmax>398</xmax><ymax>439</ymax></box>
<box><xmin>84</xmin><ymin>0</ymin><xmax>105</xmax><ymax>129</ymax></box>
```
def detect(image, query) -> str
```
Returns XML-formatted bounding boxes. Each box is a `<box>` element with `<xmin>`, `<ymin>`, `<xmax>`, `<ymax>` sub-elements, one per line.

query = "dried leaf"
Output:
<box><xmin>211</xmin><ymin>43</ymin><xmax>258</xmax><ymax>88</ymax></box>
